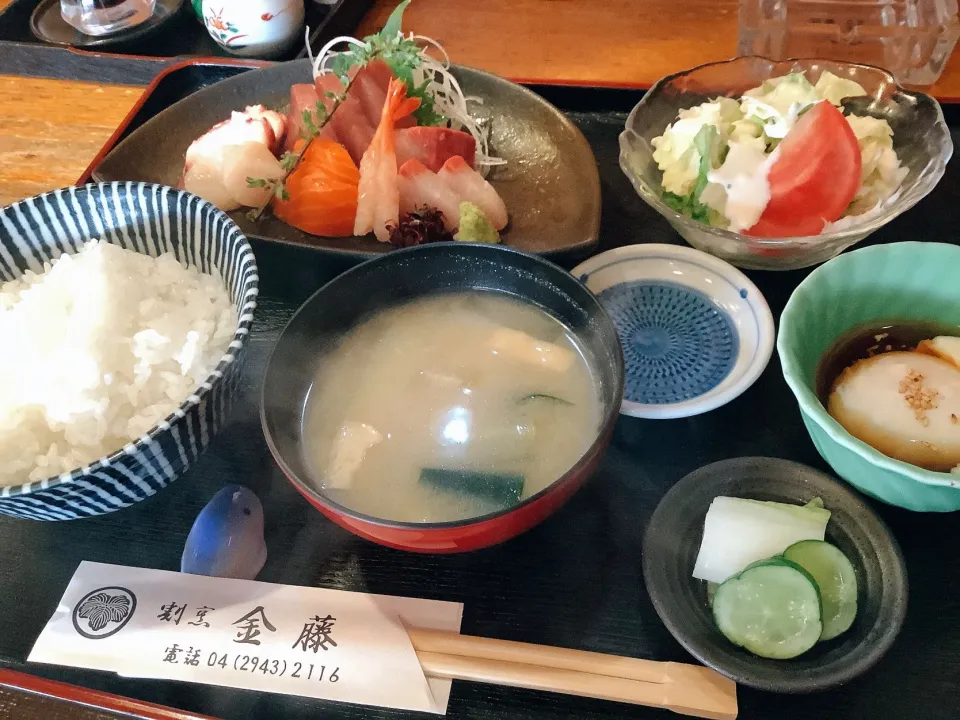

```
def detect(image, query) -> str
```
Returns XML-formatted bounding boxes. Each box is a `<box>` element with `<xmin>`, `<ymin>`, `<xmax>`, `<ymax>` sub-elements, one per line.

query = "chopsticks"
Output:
<box><xmin>408</xmin><ymin>629</ymin><xmax>738</xmax><ymax>720</ymax></box>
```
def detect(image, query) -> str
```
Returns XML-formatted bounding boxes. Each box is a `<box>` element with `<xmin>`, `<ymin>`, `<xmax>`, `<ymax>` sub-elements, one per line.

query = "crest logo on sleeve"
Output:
<box><xmin>72</xmin><ymin>586</ymin><xmax>137</xmax><ymax>639</ymax></box>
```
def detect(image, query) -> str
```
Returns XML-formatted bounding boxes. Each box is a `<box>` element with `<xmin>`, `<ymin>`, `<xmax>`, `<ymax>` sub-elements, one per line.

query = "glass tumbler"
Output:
<box><xmin>61</xmin><ymin>0</ymin><xmax>157</xmax><ymax>36</ymax></box>
<box><xmin>738</xmin><ymin>0</ymin><xmax>960</xmax><ymax>85</ymax></box>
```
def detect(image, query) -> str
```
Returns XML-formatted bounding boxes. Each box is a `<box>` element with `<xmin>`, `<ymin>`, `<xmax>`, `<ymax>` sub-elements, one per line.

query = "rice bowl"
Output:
<box><xmin>0</xmin><ymin>183</ymin><xmax>257</xmax><ymax>520</ymax></box>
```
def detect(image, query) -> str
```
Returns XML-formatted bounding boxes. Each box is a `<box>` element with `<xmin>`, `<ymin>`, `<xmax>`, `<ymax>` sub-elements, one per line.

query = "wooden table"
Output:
<box><xmin>1</xmin><ymin>0</ymin><xmax>960</xmax><ymax>205</ymax></box>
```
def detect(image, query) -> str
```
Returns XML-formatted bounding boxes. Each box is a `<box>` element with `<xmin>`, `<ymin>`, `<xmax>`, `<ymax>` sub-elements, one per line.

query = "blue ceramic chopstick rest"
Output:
<box><xmin>181</xmin><ymin>485</ymin><xmax>267</xmax><ymax>580</ymax></box>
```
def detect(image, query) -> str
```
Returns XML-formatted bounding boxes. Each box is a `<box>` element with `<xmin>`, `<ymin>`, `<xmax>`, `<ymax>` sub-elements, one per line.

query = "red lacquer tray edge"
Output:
<box><xmin>0</xmin><ymin>668</ymin><xmax>221</xmax><ymax>719</ymax></box>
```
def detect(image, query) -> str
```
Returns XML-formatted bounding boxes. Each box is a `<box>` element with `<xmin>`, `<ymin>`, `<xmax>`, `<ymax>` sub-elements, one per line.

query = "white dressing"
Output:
<box><xmin>702</xmin><ymin>139</ymin><xmax>779</xmax><ymax>232</ymax></box>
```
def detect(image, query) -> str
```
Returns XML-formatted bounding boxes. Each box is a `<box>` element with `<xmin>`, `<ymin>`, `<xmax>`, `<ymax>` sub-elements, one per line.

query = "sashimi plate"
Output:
<box><xmin>92</xmin><ymin>59</ymin><xmax>601</xmax><ymax>259</ymax></box>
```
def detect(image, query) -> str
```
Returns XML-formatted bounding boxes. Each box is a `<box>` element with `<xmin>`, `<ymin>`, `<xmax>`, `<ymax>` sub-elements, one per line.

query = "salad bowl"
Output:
<box><xmin>619</xmin><ymin>56</ymin><xmax>952</xmax><ymax>271</ymax></box>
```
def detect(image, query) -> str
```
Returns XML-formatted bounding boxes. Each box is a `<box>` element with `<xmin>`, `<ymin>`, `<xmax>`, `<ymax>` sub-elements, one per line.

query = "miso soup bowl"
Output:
<box><xmin>261</xmin><ymin>243</ymin><xmax>625</xmax><ymax>553</ymax></box>
<box><xmin>779</xmin><ymin>242</ymin><xmax>960</xmax><ymax>512</ymax></box>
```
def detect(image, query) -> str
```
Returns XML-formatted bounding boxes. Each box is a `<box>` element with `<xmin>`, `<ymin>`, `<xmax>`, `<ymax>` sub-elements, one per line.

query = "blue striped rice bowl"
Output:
<box><xmin>0</xmin><ymin>183</ymin><xmax>258</xmax><ymax>520</ymax></box>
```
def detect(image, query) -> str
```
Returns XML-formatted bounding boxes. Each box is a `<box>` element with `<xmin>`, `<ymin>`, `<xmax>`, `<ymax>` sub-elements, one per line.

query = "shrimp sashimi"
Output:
<box><xmin>437</xmin><ymin>155</ymin><xmax>508</xmax><ymax>230</ymax></box>
<box><xmin>354</xmin><ymin>79</ymin><xmax>421</xmax><ymax>242</ymax></box>
<box><xmin>398</xmin><ymin>159</ymin><xmax>461</xmax><ymax>231</ymax></box>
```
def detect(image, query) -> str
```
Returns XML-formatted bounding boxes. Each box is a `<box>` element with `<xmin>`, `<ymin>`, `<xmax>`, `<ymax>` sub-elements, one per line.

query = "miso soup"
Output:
<box><xmin>301</xmin><ymin>291</ymin><xmax>602</xmax><ymax>523</ymax></box>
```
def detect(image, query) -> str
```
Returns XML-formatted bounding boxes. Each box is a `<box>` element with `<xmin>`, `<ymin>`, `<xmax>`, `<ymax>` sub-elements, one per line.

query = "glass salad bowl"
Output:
<box><xmin>619</xmin><ymin>56</ymin><xmax>953</xmax><ymax>271</ymax></box>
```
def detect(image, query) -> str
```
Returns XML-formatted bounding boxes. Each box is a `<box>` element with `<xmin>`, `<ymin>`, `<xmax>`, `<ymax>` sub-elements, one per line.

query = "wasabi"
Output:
<box><xmin>454</xmin><ymin>202</ymin><xmax>500</xmax><ymax>244</ymax></box>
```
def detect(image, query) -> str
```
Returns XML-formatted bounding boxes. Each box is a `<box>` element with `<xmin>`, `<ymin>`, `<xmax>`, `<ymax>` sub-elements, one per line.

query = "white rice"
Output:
<box><xmin>0</xmin><ymin>240</ymin><xmax>237</xmax><ymax>486</ymax></box>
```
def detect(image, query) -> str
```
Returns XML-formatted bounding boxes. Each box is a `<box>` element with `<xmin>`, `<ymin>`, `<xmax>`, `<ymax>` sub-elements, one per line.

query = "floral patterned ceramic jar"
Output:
<box><xmin>201</xmin><ymin>0</ymin><xmax>305</xmax><ymax>58</ymax></box>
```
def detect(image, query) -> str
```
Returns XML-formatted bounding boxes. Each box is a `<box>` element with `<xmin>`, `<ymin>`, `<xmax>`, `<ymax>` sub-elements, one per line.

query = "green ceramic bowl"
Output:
<box><xmin>779</xmin><ymin>242</ymin><xmax>960</xmax><ymax>512</ymax></box>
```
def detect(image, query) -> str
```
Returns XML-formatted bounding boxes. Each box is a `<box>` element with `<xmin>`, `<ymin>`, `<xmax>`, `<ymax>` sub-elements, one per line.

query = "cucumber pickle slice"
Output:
<box><xmin>713</xmin><ymin>560</ymin><xmax>823</xmax><ymax>660</ymax></box>
<box><xmin>783</xmin><ymin>539</ymin><xmax>858</xmax><ymax>641</ymax></box>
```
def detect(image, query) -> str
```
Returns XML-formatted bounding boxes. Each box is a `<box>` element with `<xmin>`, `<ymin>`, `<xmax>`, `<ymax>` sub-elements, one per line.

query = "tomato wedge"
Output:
<box><xmin>746</xmin><ymin>101</ymin><xmax>861</xmax><ymax>238</ymax></box>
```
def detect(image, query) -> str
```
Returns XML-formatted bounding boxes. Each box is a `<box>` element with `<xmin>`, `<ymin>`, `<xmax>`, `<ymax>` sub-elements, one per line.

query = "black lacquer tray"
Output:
<box><xmin>3</xmin><ymin>58</ymin><xmax>960</xmax><ymax>720</ymax></box>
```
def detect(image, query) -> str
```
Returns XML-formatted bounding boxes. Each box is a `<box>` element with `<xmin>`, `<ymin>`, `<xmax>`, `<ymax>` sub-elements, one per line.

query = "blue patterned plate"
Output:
<box><xmin>573</xmin><ymin>244</ymin><xmax>774</xmax><ymax>419</ymax></box>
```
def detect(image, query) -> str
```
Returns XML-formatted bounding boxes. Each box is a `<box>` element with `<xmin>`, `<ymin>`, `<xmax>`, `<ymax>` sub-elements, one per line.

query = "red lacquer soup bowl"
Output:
<box><xmin>260</xmin><ymin>243</ymin><xmax>624</xmax><ymax>553</ymax></box>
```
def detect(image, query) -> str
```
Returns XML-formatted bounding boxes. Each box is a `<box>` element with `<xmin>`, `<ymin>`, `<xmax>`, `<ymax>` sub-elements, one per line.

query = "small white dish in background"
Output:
<box><xmin>573</xmin><ymin>244</ymin><xmax>774</xmax><ymax>419</ymax></box>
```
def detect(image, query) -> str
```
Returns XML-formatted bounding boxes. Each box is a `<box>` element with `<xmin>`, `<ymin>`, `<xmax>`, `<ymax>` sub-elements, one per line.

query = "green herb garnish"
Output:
<box><xmin>327</xmin><ymin>1</ymin><xmax>446</xmax><ymax>127</ymax></box>
<box><xmin>246</xmin><ymin>81</ymin><xmax>352</xmax><ymax>221</ymax></box>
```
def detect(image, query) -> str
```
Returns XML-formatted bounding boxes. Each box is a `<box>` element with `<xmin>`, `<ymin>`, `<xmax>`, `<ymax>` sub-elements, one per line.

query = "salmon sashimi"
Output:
<box><xmin>285</xmin><ymin>84</ymin><xmax>339</xmax><ymax>152</ymax></box>
<box><xmin>395</xmin><ymin>127</ymin><xmax>477</xmax><ymax>172</ymax></box>
<box><xmin>273</xmin><ymin>139</ymin><xmax>360</xmax><ymax>237</ymax></box>
<box><xmin>354</xmin><ymin>79</ymin><xmax>421</xmax><ymax>242</ymax></box>
<box><xmin>397</xmin><ymin>159</ymin><xmax>461</xmax><ymax>231</ymax></box>
<box><xmin>437</xmin><ymin>155</ymin><xmax>508</xmax><ymax>230</ymax></box>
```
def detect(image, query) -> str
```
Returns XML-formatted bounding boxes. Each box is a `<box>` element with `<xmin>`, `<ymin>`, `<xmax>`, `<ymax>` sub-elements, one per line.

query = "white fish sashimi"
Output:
<box><xmin>398</xmin><ymin>159</ymin><xmax>461</xmax><ymax>230</ymax></box>
<box><xmin>692</xmin><ymin>496</ymin><xmax>831</xmax><ymax>584</ymax></box>
<box><xmin>183</xmin><ymin>157</ymin><xmax>240</xmax><ymax>211</ymax></box>
<box><xmin>437</xmin><ymin>156</ymin><xmax>508</xmax><ymax>230</ymax></box>
<box><xmin>221</xmin><ymin>142</ymin><xmax>285</xmax><ymax>208</ymax></box>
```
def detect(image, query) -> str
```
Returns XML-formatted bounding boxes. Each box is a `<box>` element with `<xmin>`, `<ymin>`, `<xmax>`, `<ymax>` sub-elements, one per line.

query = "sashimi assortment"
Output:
<box><xmin>181</xmin><ymin>1</ymin><xmax>508</xmax><ymax>247</ymax></box>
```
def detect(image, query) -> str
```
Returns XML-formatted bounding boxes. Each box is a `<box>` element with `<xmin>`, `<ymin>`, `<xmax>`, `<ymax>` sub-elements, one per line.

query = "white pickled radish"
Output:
<box><xmin>692</xmin><ymin>496</ymin><xmax>831</xmax><ymax>584</ymax></box>
<box><xmin>221</xmin><ymin>142</ymin><xmax>285</xmax><ymax>208</ymax></box>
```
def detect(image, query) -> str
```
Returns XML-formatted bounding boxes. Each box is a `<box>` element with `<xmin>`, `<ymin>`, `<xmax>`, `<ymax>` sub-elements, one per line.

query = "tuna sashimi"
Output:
<box><xmin>438</xmin><ymin>155</ymin><xmax>508</xmax><ymax>230</ymax></box>
<box><xmin>331</xmin><ymin>91</ymin><xmax>377</xmax><ymax>165</ymax></box>
<box><xmin>397</xmin><ymin>159</ymin><xmax>461</xmax><ymax>230</ymax></box>
<box><xmin>314</xmin><ymin>73</ymin><xmax>347</xmax><ymax>109</ymax></box>
<box><xmin>350</xmin><ymin>60</ymin><xmax>417</xmax><ymax>130</ymax></box>
<box><xmin>273</xmin><ymin>139</ymin><xmax>359</xmax><ymax>237</ymax></box>
<box><xmin>355</xmin><ymin>79</ymin><xmax>421</xmax><ymax>242</ymax></box>
<box><xmin>285</xmin><ymin>84</ymin><xmax>340</xmax><ymax>152</ymax></box>
<box><xmin>395</xmin><ymin>127</ymin><xmax>477</xmax><ymax>172</ymax></box>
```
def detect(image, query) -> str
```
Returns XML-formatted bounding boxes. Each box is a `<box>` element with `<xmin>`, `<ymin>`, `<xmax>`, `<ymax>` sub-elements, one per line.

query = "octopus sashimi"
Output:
<box><xmin>183</xmin><ymin>159</ymin><xmax>239</xmax><ymax>211</ymax></box>
<box><xmin>397</xmin><ymin>158</ymin><xmax>461</xmax><ymax>230</ymax></box>
<box><xmin>354</xmin><ymin>79</ymin><xmax>421</xmax><ymax>242</ymax></box>
<box><xmin>184</xmin><ymin>142</ymin><xmax>283</xmax><ymax>211</ymax></box>
<box><xmin>182</xmin><ymin>106</ymin><xmax>285</xmax><ymax>211</ymax></box>
<box><xmin>437</xmin><ymin>155</ymin><xmax>508</xmax><ymax>229</ymax></box>
<box><xmin>184</xmin><ymin>114</ymin><xmax>274</xmax><ymax>173</ymax></box>
<box><xmin>243</xmin><ymin>105</ymin><xmax>287</xmax><ymax>149</ymax></box>
<box><xmin>221</xmin><ymin>142</ymin><xmax>285</xmax><ymax>207</ymax></box>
